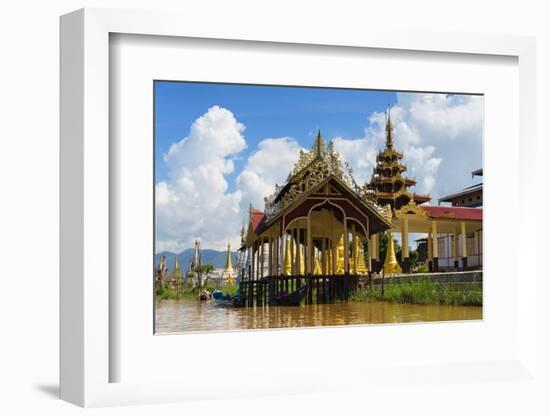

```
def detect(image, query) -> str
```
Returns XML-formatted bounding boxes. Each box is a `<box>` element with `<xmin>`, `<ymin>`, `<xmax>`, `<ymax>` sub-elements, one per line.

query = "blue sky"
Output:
<box><xmin>155</xmin><ymin>82</ymin><xmax>397</xmax><ymax>191</ymax></box>
<box><xmin>154</xmin><ymin>81</ymin><xmax>483</xmax><ymax>253</ymax></box>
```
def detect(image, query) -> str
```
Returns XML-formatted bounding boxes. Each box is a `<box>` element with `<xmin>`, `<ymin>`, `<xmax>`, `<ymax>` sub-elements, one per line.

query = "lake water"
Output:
<box><xmin>155</xmin><ymin>299</ymin><xmax>482</xmax><ymax>334</ymax></box>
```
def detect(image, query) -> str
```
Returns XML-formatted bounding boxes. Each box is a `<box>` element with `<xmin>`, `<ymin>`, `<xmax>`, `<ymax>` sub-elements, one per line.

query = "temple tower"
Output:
<box><xmin>367</xmin><ymin>109</ymin><xmax>430</xmax><ymax>212</ymax></box>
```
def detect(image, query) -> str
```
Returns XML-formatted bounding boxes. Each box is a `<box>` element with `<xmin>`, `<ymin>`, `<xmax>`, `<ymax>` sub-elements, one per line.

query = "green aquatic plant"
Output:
<box><xmin>353</xmin><ymin>279</ymin><xmax>482</xmax><ymax>306</ymax></box>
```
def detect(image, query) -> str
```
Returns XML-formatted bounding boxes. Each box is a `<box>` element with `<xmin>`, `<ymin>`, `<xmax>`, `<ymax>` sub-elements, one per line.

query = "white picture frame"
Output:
<box><xmin>60</xmin><ymin>7</ymin><xmax>538</xmax><ymax>408</ymax></box>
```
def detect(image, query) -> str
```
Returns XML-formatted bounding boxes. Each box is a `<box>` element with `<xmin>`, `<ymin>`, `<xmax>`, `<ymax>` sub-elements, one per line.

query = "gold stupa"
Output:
<box><xmin>351</xmin><ymin>235</ymin><xmax>369</xmax><ymax>275</ymax></box>
<box><xmin>383</xmin><ymin>232</ymin><xmax>402</xmax><ymax>275</ymax></box>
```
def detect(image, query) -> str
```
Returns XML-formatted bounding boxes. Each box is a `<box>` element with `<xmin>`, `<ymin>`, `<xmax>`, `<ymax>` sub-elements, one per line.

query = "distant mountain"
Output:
<box><xmin>155</xmin><ymin>248</ymin><xmax>238</xmax><ymax>272</ymax></box>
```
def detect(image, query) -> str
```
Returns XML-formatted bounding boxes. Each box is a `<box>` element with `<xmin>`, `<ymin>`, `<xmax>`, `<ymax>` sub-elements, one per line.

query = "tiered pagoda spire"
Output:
<box><xmin>366</xmin><ymin>108</ymin><xmax>430</xmax><ymax>211</ymax></box>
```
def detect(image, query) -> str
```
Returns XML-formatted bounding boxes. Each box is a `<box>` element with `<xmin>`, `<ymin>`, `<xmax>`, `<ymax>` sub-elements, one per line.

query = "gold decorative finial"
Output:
<box><xmin>386</xmin><ymin>106</ymin><xmax>394</xmax><ymax>149</ymax></box>
<box><xmin>312</xmin><ymin>129</ymin><xmax>326</xmax><ymax>157</ymax></box>
<box><xmin>351</xmin><ymin>235</ymin><xmax>369</xmax><ymax>274</ymax></box>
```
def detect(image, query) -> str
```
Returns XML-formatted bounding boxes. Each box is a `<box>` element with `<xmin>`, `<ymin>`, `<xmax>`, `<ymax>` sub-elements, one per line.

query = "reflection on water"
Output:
<box><xmin>155</xmin><ymin>299</ymin><xmax>483</xmax><ymax>334</ymax></box>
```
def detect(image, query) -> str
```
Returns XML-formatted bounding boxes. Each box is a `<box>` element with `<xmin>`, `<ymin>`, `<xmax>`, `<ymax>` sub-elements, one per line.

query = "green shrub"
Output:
<box><xmin>355</xmin><ymin>279</ymin><xmax>482</xmax><ymax>306</ymax></box>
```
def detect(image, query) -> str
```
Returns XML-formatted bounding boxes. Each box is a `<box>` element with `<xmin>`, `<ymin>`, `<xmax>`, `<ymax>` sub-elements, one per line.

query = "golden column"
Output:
<box><xmin>290</xmin><ymin>230</ymin><xmax>296</xmax><ymax>275</ymax></box>
<box><xmin>321</xmin><ymin>236</ymin><xmax>327</xmax><ymax>275</ymax></box>
<box><xmin>332</xmin><ymin>235</ymin><xmax>338</xmax><ymax>275</ymax></box>
<box><xmin>295</xmin><ymin>229</ymin><xmax>302</xmax><ymax>275</ymax></box>
<box><xmin>343</xmin><ymin>221</ymin><xmax>349</xmax><ymax>275</ymax></box>
<box><xmin>306</xmin><ymin>217</ymin><xmax>312</xmax><ymax>275</ymax></box>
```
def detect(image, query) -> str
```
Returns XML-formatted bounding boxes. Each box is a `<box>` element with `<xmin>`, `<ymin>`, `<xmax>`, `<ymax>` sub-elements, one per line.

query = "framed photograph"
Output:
<box><xmin>60</xmin><ymin>8</ymin><xmax>537</xmax><ymax>407</ymax></box>
<box><xmin>153</xmin><ymin>81</ymin><xmax>484</xmax><ymax>335</ymax></box>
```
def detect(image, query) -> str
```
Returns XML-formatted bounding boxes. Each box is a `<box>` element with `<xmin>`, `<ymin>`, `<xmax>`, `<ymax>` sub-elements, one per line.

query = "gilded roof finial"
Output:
<box><xmin>386</xmin><ymin>106</ymin><xmax>394</xmax><ymax>149</ymax></box>
<box><xmin>312</xmin><ymin>129</ymin><xmax>326</xmax><ymax>157</ymax></box>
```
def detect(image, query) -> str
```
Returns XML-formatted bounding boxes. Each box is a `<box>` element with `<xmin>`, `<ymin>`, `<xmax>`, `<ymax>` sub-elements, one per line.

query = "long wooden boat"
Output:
<box><xmin>270</xmin><ymin>286</ymin><xmax>306</xmax><ymax>307</ymax></box>
<box><xmin>212</xmin><ymin>289</ymin><xmax>242</xmax><ymax>307</ymax></box>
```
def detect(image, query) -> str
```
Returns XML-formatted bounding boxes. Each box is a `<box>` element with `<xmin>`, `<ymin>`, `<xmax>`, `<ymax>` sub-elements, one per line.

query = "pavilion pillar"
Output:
<box><xmin>251</xmin><ymin>243</ymin><xmax>254</xmax><ymax>280</ymax></box>
<box><xmin>453</xmin><ymin>229</ymin><xmax>459</xmax><ymax>270</ymax></box>
<box><xmin>279</xmin><ymin>234</ymin><xmax>284</xmax><ymax>276</ymax></box>
<box><xmin>296</xmin><ymin>229</ymin><xmax>302</xmax><ymax>275</ymax></box>
<box><xmin>370</xmin><ymin>233</ymin><xmax>379</xmax><ymax>273</ymax></box>
<box><xmin>274</xmin><ymin>236</ymin><xmax>278</xmax><ymax>276</ymax></box>
<box><xmin>273</xmin><ymin>236</ymin><xmax>277</xmax><ymax>275</ymax></box>
<box><xmin>306</xmin><ymin>217</ymin><xmax>312</xmax><ymax>275</ymax></box>
<box><xmin>256</xmin><ymin>241</ymin><xmax>260</xmax><ymax>279</ymax></box>
<box><xmin>274</xmin><ymin>237</ymin><xmax>277</xmax><ymax>275</ymax></box>
<box><xmin>431</xmin><ymin>221</ymin><xmax>439</xmax><ymax>272</ymax></box>
<box><xmin>332</xmin><ymin>234</ymin><xmax>338</xmax><ymax>274</ymax></box>
<box><xmin>351</xmin><ymin>224</ymin><xmax>358</xmax><ymax>274</ymax></box>
<box><xmin>261</xmin><ymin>239</ymin><xmax>265</xmax><ymax>278</ymax></box>
<box><xmin>401</xmin><ymin>218</ymin><xmax>410</xmax><ymax>273</ymax></box>
<box><xmin>258</xmin><ymin>242</ymin><xmax>261</xmax><ymax>278</ymax></box>
<box><xmin>270</xmin><ymin>237</ymin><xmax>274</xmax><ymax>276</ymax></box>
<box><xmin>461</xmin><ymin>221</ymin><xmax>468</xmax><ymax>270</ymax></box>
<box><xmin>375</xmin><ymin>233</ymin><xmax>380</xmax><ymax>271</ymax></box>
<box><xmin>321</xmin><ymin>234</ymin><xmax>328</xmax><ymax>275</ymax></box>
<box><xmin>367</xmin><ymin>233</ymin><xmax>373</xmax><ymax>272</ymax></box>
<box><xmin>427</xmin><ymin>231</ymin><xmax>433</xmax><ymax>273</ymax></box>
<box><xmin>290</xmin><ymin>229</ymin><xmax>295</xmax><ymax>276</ymax></box>
<box><xmin>344</xmin><ymin>221</ymin><xmax>349</xmax><ymax>275</ymax></box>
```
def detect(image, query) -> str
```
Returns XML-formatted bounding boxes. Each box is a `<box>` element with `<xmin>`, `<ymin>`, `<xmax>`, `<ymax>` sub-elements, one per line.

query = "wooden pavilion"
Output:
<box><xmin>239</xmin><ymin>132</ymin><xmax>393</xmax><ymax>305</ymax></box>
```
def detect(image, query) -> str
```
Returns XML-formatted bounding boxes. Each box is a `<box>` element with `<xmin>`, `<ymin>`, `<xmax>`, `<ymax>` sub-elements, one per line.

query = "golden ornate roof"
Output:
<box><xmin>263</xmin><ymin>131</ymin><xmax>388</xmax><ymax>221</ymax></box>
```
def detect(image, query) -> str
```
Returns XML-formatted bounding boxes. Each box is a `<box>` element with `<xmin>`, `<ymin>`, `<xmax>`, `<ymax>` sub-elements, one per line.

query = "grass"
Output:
<box><xmin>351</xmin><ymin>279</ymin><xmax>482</xmax><ymax>306</ymax></box>
<box><xmin>156</xmin><ymin>284</ymin><xmax>239</xmax><ymax>300</ymax></box>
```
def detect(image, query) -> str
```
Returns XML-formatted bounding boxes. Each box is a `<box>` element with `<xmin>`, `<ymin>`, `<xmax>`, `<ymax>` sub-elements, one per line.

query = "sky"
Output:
<box><xmin>155</xmin><ymin>81</ymin><xmax>483</xmax><ymax>253</ymax></box>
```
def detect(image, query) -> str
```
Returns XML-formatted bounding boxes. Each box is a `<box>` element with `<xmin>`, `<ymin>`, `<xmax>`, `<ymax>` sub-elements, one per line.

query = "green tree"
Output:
<box><xmin>409</xmin><ymin>249</ymin><xmax>419</xmax><ymax>265</ymax></box>
<box><xmin>195</xmin><ymin>264</ymin><xmax>216</xmax><ymax>287</ymax></box>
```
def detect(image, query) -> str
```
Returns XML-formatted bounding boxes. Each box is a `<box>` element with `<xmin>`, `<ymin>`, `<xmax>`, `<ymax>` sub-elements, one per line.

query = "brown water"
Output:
<box><xmin>155</xmin><ymin>299</ymin><xmax>482</xmax><ymax>334</ymax></box>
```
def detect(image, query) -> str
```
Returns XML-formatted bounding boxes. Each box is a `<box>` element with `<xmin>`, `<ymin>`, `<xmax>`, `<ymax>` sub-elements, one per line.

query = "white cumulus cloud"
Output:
<box><xmin>236</xmin><ymin>137</ymin><xmax>303</xmax><ymax>213</ymax></box>
<box><xmin>155</xmin><ymin>106</ymin><xmax>246</xmax><ymax>253</ymax></box>
<box><xmin>331</xmin><ymin>93</ymin><xmax>482</xmax><ymax>199</ymax></box>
